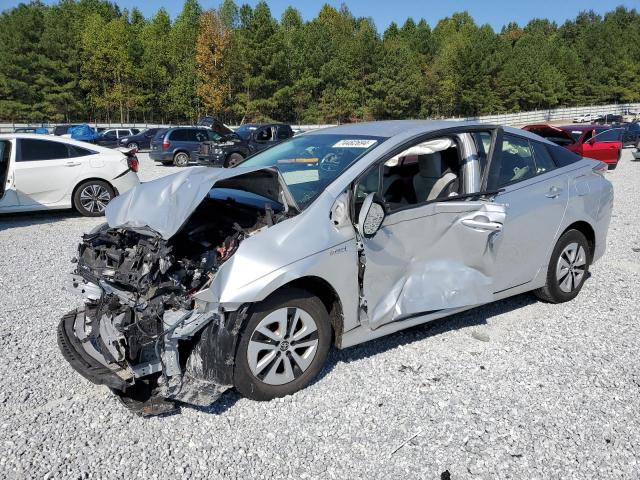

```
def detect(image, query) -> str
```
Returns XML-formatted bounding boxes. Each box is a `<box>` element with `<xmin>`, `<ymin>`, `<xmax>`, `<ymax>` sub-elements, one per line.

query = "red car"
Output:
<box><xmin>523</xmin><ymin>124</ymin><xmax>623</xmax><ymax>169</ymax></box>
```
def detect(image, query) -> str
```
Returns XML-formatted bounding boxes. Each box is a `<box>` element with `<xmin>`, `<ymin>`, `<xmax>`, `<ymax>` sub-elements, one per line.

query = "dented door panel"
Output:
<box><xmin>361</xmin><ymin>201</ymin><xmax>507</xmax><ymax>329</ymax></box>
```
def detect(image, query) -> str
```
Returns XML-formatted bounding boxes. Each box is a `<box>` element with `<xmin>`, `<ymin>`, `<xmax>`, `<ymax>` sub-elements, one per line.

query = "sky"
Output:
<box><xmin>1</xmin><ymin>0</ymin><xmax>638</xmax><ymax>31</ymax></box>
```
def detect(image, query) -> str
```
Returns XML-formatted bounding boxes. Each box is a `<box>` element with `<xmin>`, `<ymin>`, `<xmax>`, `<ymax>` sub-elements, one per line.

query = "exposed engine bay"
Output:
<box><xmin>59</xmin><ymin>180</ymin><xmax>292</xmax><ymax>416</ymax></box>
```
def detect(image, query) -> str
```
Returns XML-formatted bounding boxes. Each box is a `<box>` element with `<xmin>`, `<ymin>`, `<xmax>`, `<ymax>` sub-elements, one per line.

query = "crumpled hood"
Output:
<box><xmin>105</xmin><ymin>166</ymin><xmax>296</xmax><ymax>239</ymax></box>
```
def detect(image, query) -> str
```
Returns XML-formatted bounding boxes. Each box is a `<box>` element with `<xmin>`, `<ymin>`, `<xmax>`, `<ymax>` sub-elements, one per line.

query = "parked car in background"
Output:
<box><xmin>57</xmin><ymin>120</ymin><xmax>613</xmax><ymax>415</ymax></box>
<box><xmin>95</xmin><ymin>128</ymin><xmax>138</xmax><ymax>148</ymax></box>
<box><xmin>633</xmin><ymin>148</ymin><xmax>640</xmax><ymax>160</ymax></box>
<box><xmin>149</xmin><ymin>127</ymin><xmax>218</xmax><ymax>166</ymax></box>
<box><xmin>194</xmin><ymin>123</ymin><xmax>295</xmax><ymax>167</ymax></box>
<box><xmin>620</xmin><ymin>122</ymin><xmax>640</xmax><ymax>148</ymax></box>
<box><xmin>523</xmin><ymin>124</ymin><xmax>622</xmax><ymax>169</ymax></box>
<box><xmin>53</xmin><ymin>124</ymin><xmax>81</xmax><ymax>136</ymax></box>
<box><xmin>117</xmin><ymin>128</ymin><xmax>166</xmax><ymax>151</ymax></box>
<box><xmin>622</xmin><ymin>108</ymin><xmax>639</xmax><ymax>122</ymax></box>
<box><xmin>14</xmin><ymin>127</ymin><xmax>49</xmax><ymax>134</ymax></box>
<box><xmin>0</xmin><ymin>134</ymin><xmax>139</xmax><ymax>216</ymax></box>
<box><xmin>573</xmin><ymin>113</ymin><xmax>602</xmax><ymax>123</ymax></box>
<box><xmin>595</xmin><ymin>114</ymin><xmax>623</xmax><ymax>125</ymax></box>
<box><xmin>69</xmin><ymin>124</ymin><xmax>99</xmax><ymax>143</ymax></box>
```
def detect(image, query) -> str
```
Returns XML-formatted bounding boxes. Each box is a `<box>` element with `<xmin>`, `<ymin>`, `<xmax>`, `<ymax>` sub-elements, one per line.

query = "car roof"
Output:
<box><xmin>0</xmin><ymin>133</ymin><xmax>117</xmax><ymax>152</ymax></box>
<box><xmin>303</xmin><ymin>120</ymin><xmax>553</xmax><ymax>144</ymax></box>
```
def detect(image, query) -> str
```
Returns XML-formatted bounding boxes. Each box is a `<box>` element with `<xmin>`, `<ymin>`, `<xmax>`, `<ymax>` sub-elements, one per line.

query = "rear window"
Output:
<box><xmin>545</xmin><ymin>144</ymin><xmax>581</xmax><ymax>167</ymax></box>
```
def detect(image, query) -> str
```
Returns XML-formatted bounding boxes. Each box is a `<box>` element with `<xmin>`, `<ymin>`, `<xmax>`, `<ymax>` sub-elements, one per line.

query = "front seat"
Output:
<box><xmin>413</xmin><ymin>152</ymin><xmax>458</xmax><ymax>203</ymax></box>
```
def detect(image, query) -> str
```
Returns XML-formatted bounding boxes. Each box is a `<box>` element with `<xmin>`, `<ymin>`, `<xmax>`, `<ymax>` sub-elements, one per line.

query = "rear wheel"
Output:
<box><xmin>234</xmin><ymin>288</ymin><xmax>332</xmax><ymax>401</ymax></box>
<box><xmin>225</xmin><ymin>153</ymin><xmax>244</xmax><ymax>168</ymax></box>
<box><xmin>173</xmin><ymin>151</ymin><xmax>190</xmax><ymax>167</ymax></box>
<box><xmin>534</xmin><ymin>229</ymin><xmax>591</xmax><ymax>303</ymax></box>
<box><xmin>73</xmin><ymin>180</ymin><xmax>115</xmax><ymax>217</ymax></box>
<box><xmin>126</xmin><ymin>142</ymin><xmax>139</xmax><ymax>150</ymax></box>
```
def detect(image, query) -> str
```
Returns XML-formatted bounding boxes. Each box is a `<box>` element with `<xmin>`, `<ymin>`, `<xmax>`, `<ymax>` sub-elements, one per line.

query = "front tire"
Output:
<box><xmin>234</xmin><ymin>288</ymin><xmax>332</xmax><ymax>401</ymax></box>
<box><xmin>534</xmin><ymin>229</ymin><xmax>591</xmax><ymax>303</ymax></box>
<box><xmin>73</xmin><ymin>180</ymin><xmax>115</xmax><ymax>217</ymax></box>
<box><xmin>173</xmin><ymin>151</ymin><xmax>190</xmax><ymax>167</ymax></box>
<box><xmin>126</xmin><ymin>142</ymin><xmax>139</xmax><ymax>150</ymax></box>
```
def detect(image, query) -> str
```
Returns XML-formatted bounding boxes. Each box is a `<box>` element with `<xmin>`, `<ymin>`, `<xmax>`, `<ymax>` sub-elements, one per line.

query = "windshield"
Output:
<box><xmin>239</xmin><ymin>133</ymin><xmax>386</xmax><ymax>208</ymax></box>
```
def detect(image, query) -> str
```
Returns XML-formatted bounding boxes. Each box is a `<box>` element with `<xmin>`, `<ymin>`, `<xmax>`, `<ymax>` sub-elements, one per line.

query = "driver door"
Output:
<box><xmin>0</xmin><ymin>139</ymin><xmax>19</xmax><ymax>208</ymax></box>
<box><xmin>355</xmin><ymin>128</ymin><xmax>507</xmax><ymax>330</ymax></box>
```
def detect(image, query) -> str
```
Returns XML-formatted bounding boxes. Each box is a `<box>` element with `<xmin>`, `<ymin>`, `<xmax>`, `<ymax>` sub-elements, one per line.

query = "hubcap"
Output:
<box><xmin>79</xmin><ymin>184</ymin><xmax>111</xmax><ymax>213</ymax></box>
<box><xmin>556</xmin><ymin>242</ymin><xmax>587</xmax><ymax>293</ymax></box>
<box><xmin>247</xmin><ymin>307</ymin><xmax>319</xmax><ymax>386</ymax></box>
<box><xmin>176</xmin><ymin>154</ymin><xmax>188</xmax><ymax>166</ymax></box>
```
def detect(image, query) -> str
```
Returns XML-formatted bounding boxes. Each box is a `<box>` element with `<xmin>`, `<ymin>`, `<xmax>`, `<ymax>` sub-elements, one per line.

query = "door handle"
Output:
<box><xmin>65</xmin><ymin>161</ymin><xmax>81</xmax><ymax>167</ymax></box>
<box><xmin>545</xmin><ymin>186</ymin><xmax>562</xmax><ymax>198</ymax></box>
<box><xmin>461</xmin><ymin>218</ymin><xmax>503</xmax><ymax>232</ymax></box>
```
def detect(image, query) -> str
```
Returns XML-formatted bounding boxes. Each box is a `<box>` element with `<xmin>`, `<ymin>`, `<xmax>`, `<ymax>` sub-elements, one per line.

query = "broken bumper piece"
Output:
<box><xmin>57</xmin><ymin>307</ymin><xmax>234</xmax><ymax>416</ymax></box>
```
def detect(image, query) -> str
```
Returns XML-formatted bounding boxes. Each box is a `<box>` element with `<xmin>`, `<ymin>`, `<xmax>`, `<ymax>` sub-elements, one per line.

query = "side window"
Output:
<box><xmin>18</xmin><ymin>139</ymin><xmax>69</xmax><ymax>161</ymax></box>
<box><xmin>531</xmin><ymin>142</ymin><xmax>556</xmax><ymax>174</ymax></box>
<box><xmin>472</xmin><ymin>131</ymin><xmax>491</xmax><ymax>173</ymax></box>
<box><xmin>194</xmin><ymin>130</ymin><xmax>209</xmax><ymax>142</ymax></box>
<box><xmin>277</xmin><ymin>126</ymin><xmax>293</xmax><ymax>140</ymax></box>
<box><xmin>582</xmin><ymin>130</ymin><xmax>594</xmax><ymax>143</ymax></box>
<box><xmin>169</xmin><ymin>129</ymin><xmax>189</xmax><ymax>141</ymax></box>
<box><xmin>255</xmin><ymin>127</ymin><xmax>273</xmax><ymax>142</ymax></box>
<box><xmin>207</xmin><ymin>130</ymin><xmax>222</xmax><ymax>141</ymax></box>
<box><xmin>102</xmin><ymin>130</ymin><xmax>117</xmax><ymax>140</ymax></box>
<box><xmin>488</xmin><ymin>135</ymin><xmax>536</xmax><ymax>188</ymax></box>
<box><xmin>592</xmin><ymin>128</ymin><xmax>622</xmax><ymax>142</ymax></box>
<box><xmin>117</xmin><ymin>130</ymin><xmax>129</xmax><ymax>137</ymax></box>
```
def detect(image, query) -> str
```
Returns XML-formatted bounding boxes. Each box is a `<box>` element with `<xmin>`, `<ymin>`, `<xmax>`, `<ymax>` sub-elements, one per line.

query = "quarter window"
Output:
<box><xmin>531</xmin><ymin>142</ymin><xmax>556</xmax><ymax>174</ymax></box>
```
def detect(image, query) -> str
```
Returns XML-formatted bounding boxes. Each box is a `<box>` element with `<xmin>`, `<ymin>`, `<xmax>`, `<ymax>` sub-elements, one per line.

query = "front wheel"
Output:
<box><xmin>534</xmin><ymin>229</ymin><xmax>591</xmax><ymax>303</ymax></box>
<box><xmin>73</xmin><ymin>180</ymin><xmax>115</xmax><ymax>217</ymax></box>
<box><xmin>234</xmin><ymin>288</ymin><xmax>332</xmax><ymax>401</ymax></box>
<box><xmin>173</xmin><ymin>151</ymin><xmax>190</xmax><ymax>167</ymax></box>
<box><xmin>126</xmin><ymin>142</ymin><xmax>139</xmax><ymax>150</ymax></box>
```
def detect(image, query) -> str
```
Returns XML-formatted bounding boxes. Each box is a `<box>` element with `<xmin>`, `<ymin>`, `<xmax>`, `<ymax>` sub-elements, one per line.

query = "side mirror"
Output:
<box><xmin>357</xmin><ymin>193</ymin><xmax>386</xmax><ymax>238</ymax></box>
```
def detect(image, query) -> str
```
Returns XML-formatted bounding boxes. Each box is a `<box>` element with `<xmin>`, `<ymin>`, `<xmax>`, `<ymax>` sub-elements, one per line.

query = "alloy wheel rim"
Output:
<box><xmin>176</xmin><ymin>153</ymin><xmax>188</xmax><ymax>166</ymax></box>
<box><xmin>79</xmin><ymin>185</ymin><xmax>111</xmax><ymax>213</ymax></box>
<box><xmin>556</xmin><ymin>242</ymin><xmax>587</xmax><ymax>293</ymax></box>
<box><xmin>247</xmin><ymin>307</ymin><xmax>319</xmax><ymax>386</ymax></box>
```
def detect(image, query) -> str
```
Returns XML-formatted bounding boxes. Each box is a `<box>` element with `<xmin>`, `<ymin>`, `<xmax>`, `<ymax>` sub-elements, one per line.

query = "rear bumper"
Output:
<box><xmin>57</xmin><ymin>309</ymin><xmax>133</xmax><ymax>391</ymax></box>
<box><xmin>149</xmin><ymin>150</ymin><xmax>173</xmax><ymax>162</ymax></box>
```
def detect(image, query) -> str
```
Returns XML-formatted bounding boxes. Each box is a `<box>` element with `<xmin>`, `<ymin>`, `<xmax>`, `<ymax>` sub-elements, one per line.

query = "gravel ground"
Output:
<box><xmin>1</xmin><ymin>151</ymin><xmax>639</xmax><ymax>479</ymax></box>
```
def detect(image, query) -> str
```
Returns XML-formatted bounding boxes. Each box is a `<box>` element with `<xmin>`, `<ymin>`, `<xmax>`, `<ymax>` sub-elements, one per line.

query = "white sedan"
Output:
<box><xmin>0</xmin><ymin>134</ymin><xmax>140</xmax><ymax>216</ymax></box>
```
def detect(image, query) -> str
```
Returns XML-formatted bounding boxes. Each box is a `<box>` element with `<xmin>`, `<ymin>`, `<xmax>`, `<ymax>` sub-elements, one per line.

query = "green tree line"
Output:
<box><xmin>0</xmin><ymin>0</ymin><xmax>639</xmax><ymax>124</ymax></box>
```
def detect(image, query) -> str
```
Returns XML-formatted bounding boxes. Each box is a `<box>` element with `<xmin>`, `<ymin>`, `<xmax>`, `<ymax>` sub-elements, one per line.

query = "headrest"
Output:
<box><xmin>417</xmin><ymin>152</ymin><xmax>444</xmax><ymax>178</ymax></box>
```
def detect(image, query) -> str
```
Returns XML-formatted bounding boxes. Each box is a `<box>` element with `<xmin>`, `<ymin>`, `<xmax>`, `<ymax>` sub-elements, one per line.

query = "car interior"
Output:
<box><xmin>356</xmin><ymin>136</ymin><xmax>463</xmax><ymax>213</ymax></box>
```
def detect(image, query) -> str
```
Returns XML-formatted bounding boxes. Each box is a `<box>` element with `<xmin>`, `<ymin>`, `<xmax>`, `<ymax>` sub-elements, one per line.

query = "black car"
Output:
<box><xmin>53</xmin><ymin>124</ymin><xmax>81</xmax><ymax>136</ymax></box>
<box><xmin>117</xmin><ymin>128</ymin><xmax>167</xmax><ymax>150</ymax></box>
<box><xmin>621</xmin><ymin>122</ymin><xmax>640</xmax><ymax>148</ymax></box>
<box><xmin>595</xmin><ymin>114</ymin><xmax>623</xmax><ymax>125</ymax></box>
<box><xmin>193</xmin><ymin>123</ymin><xmax>294</xmax><ymax>167</ymax></box>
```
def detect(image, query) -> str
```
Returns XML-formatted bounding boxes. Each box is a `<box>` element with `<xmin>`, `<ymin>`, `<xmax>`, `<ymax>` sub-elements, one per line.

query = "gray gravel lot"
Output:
<box><xmin>1</xmin><ymin>151</ymin><xmax>639</xmax><ymax>479</ymax></box>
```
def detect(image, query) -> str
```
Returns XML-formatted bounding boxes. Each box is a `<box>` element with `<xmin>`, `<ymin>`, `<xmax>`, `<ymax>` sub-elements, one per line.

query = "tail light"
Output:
<box><xmin>126</xmin><ymin>154</ymin><xmax>139</xmax><ymax>172</ymax></box>
<box><xmin>162</xmin><ymin>139</ymin><xmax>171</xmax><ymax>151</ymax></box>
<box><xmin>592</xmin><ymin>161</ymin><xmax>607</xmax><ymax>176</ymax></box>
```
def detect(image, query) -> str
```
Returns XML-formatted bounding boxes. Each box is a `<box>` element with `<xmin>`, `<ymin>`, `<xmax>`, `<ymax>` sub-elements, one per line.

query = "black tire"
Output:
<box><xmin>126</xmin><ymin>142</ymin><xmax>139</xmax><ymax>150</ymax></box>
<box><xmin>534</xmin><ymin>229</ymin><xmax>591</xmax><ymax>303</ymax></box>
<box><xmin>173</xmin><ymin>151</ymin><xmax>190</xmax><ymax>167</ymax></box>
<box><xmin>73</xmin><ymin>180</ymin><xmax>115</xmax><ymax>217</ymax></box>
<box><xmin>225</xmin><ymin>152</ymin><xmax>244</xmax><ymax>168</ymax></box>
<box><xmin>234</xmin><ymin>288</ymin><xmax>332</xmax><ymax>401</ymax></box>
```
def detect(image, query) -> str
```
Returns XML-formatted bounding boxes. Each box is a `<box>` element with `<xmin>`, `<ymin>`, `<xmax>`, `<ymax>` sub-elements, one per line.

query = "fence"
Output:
<box><xmin>1</xmin><ymin>103</ymin><xmax>638</xmax><ymax>134</ymax></box>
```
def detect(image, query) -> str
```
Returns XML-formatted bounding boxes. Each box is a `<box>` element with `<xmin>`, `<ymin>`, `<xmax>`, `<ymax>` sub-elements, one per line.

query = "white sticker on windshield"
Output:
<box><xmin>332</xmin><ymin>139</ymin><xmax>377</xmax><ymax>148</ymax></box>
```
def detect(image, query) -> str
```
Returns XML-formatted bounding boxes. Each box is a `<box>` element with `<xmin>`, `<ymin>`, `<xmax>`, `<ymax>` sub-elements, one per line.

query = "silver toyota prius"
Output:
<box><xmin>58</xmin><ymin>121</ymin><xmax>613</xmax><ymax>415</ymax></box>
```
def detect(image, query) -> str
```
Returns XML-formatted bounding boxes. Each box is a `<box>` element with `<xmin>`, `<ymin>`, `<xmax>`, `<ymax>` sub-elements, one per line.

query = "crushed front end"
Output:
<box><xmin>57</xmin><ymin>166</ymin><xmax>297</xmax><ymax>416</ymax></box>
